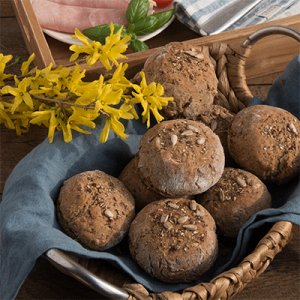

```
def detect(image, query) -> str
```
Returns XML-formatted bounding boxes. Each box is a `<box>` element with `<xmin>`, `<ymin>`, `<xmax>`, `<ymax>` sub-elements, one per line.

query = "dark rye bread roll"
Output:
<box><xmin>132</xmin><ymin>41</ymin><xmax>218</xmax><ymax>120</ymax></box>
<box><xmin>118</xmin><ymin>156</ymin><xmax>193</xmax><ymax>212</ymax></box>
<box><xmin>118</xmin><ymin>156</ymin><xmax>168</xmax><ymax>211</ymax></box>
<box><xmin>136</xmin><ymin>119</ymin><xmax>225</xmax><ymax>197</ymax></box>
<box><xmin>128</xmin><ymin>198</ymin><xmax>218</xmax><ymax>283</ymax></box>
<box><xmin>196</xmin><ymin>168</ymin><xmax>272</xmax><ymax>238</ymax></box>
<box><xmin>228</xmin><ymin>105</ymin><xmax>300</xmax><ymax>185</ymax></box>
<box><xmin>196</xmin><ymin>105</ymin><xmax>235</xmax><ymax>166</ymax></box>
<box><xmin>56</xmin><ymin>170</ymin><xmax>135</xmax><ymax>251</ymax></box>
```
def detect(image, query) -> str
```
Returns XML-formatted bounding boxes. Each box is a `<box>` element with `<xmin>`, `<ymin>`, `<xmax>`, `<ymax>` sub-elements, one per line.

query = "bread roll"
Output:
<box><xmin>56</xmin><ymin>170</ymin><xmax>135</xmax><ymax>250</ymax></box>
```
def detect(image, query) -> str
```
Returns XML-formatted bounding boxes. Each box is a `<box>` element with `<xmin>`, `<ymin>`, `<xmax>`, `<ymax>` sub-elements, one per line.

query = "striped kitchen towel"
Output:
<box><xmin>173</xmin><ymin>0</ymin><xmax>300</xmax><ymax>35</ymax></box>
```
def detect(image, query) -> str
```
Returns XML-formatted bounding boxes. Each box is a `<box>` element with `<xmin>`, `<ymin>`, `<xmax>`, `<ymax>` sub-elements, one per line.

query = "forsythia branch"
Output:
<box><xmin>0</xmin><ymin>23</ymin><xmax>173</xmax><ymax>143</ymax></box>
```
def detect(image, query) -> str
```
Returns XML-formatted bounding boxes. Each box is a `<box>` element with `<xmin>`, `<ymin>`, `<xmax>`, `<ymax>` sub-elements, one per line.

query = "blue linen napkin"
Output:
<box><xmin>0</xmin><ymin>54</ymin><xmax>299</xmax><ymax>300</ymax></box>
<box><xmin>173</xmin><ymin>0</ymin><xmax>300</xmax><ymax>35</ymax></box>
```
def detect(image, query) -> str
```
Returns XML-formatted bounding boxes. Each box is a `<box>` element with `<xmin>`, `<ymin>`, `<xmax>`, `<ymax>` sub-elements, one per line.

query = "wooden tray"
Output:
<box><xmin>11</xmin><ymin>0</ymin><xmax>300</xmax><ymax>81</ymax></box>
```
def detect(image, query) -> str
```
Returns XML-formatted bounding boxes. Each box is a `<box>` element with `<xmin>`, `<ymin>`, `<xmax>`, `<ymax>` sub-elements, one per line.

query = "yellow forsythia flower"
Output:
<box><xmin>99</xmin><ymin>114</ymin><xmax>129</xmax><ymax>143</ymax></box>
<box><xmin>131</xmin><ymin>72</ymin><xmax>173</xmax><ymax>127</ymax></box>
<box><xmin>0</xmin><ymin>54</ymin><xmax>14</xmax><ymax>86</ymax></box>
<box><xmin>0</xmin><ymin>104</ymin><xmax>15</xmax><ymax>129</ymax></box>
<box><xmin>69</xmin><ymin>23</ymin><xmax>130</xmax><ymax>70</ymax></box>
<box><xmin>108</xmin><ymin>63</ymin><xmax>132</xmax><ymax>92</ymax></box>
<box><xmin>1</xmin><ymin>77</ymin><xmax>33</xmax><ymax>113</ymax></box>
<box><xmin>21</xmin><ymin>53</ymin><xmax>36</xmax><ymax>75</ymax></box>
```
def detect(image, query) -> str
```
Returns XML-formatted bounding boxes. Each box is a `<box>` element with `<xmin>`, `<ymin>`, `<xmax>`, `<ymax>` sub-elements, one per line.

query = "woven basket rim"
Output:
<box><xmin>46</xmin><ymin>25</ymin><xmax>299</xmax><ymax>300</ymax></box>
<box><xmin>46</xmin><ymin>221</ymin><xmax>293</xmax><ymax>300</ymax></box>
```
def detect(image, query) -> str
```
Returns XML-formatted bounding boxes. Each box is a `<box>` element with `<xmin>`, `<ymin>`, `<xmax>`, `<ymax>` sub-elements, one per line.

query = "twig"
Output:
<box><xmin>31</xmin><ymin>95</ymin><xmax>95</xmax><ymax>110</ymax></box>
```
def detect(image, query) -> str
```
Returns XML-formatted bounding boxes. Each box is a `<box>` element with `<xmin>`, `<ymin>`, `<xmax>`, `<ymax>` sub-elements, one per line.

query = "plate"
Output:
<box><xmin>42</xmin><ymin>4</ymin><xmax>175</xmax><ymax>46</ymax></box>
<box><xmin>43</xmin><ymin>15</ymin><xmax>175</xmax><ymax>45</ymax></box>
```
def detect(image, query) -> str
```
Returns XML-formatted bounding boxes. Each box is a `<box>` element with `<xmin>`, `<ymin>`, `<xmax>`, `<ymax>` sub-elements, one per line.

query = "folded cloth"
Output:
<box><xmin>0</xmin><ymin>55</ymin><xmax>299</xmax><ymax>300</ymax></box>
<box><xmin>173</xmin><ymin>0</ymin><xmax>300</xmax><ymax>35</ymax></box>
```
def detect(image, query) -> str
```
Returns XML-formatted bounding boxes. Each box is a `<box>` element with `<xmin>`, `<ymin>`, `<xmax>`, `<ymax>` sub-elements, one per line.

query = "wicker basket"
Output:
<box><xmin>45</xmin><ymin>25</ymin><xmax>300</xmax><ymax>300</ymax></box>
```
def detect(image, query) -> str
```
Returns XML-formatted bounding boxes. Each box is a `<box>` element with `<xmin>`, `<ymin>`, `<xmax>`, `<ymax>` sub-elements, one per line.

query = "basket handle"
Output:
<box><xmin>44</xmin><ymin>249</ymin><xmax>130</xmax><ymax>300</ymax></box>
<box><xmin>239</xmin><ymin>25</ymin><xmax>300</xmax><ymax>107</ymax></box>
<box><xmin>243</xmin><ymin>25</ymin><xmax>300</xmax><ymax>46</ymax></box>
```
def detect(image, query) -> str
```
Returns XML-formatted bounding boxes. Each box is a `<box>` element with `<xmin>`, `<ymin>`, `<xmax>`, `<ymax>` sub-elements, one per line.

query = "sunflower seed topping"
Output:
<box><xmin>187</xmin><ymin>125</ymin><xmax>199</xmax><ymax>133</ymax></box>
<box><xmin>189</xmin><ymin>200</ymin><xmax>197</xmax><ymax>211</ymax></box>
<box><xmin>181</xmin><ymin>130</ymin><xmax>193</xmax><ymax>136</ymax></box>
<box><xmin>196</xmin><ymin>137</ymin><xmax>206</xmax><ymax>145</ymax></box>
<box><xmin>160</xmin><ymin>213</ymin><xmax>169</xmax><ymax>223</ymax></box>
<box><xmin>104</xmin><ymin>209</ymin><xmax>114</xmax><ymax>219</ymax></box>
<box><xmin>288</xmin><ymin>122</ymin><xmax>298</xmax><ymax>135</ymax></box>
<box><xmin>170</xmin><ymin>134</ymin><xmax>178</xmax><ymax>146</ymax></box>
<box><xmin>196</xmin><ymin>210</ymin><xmax>205</xmax><ymax>217</ymax></box>
<box><xmin>163</xmin><ymin>221</ymin><xmax>173</xmax><ymax>230</ymax></box>
<box><xmin>219</xmin><ymin>189</ymin><xmax>225</xmax><ymax>201</ymax></box>
<box><xmin>236</xmin><ymin>176</ymin><xmax>247</xmax><ymax>188</ymax></box>
<box><xmin>168</xmin><ymin>202</ymin><xmax>179</xmax><ymax>209</ymax></box>
<box><xmin>183</xmin><ymin>224</ymin><xmax>198</xmax><ymax>231</ymax></box>
<box><xmin>178</xmin><ymin>216</ymin><xmax>189</xmax><ymax>224</ymax></box>
<box><xmin>210</xmin><ymin>119</ymin><xmax>218</xmax><ymax>131</ymax></box>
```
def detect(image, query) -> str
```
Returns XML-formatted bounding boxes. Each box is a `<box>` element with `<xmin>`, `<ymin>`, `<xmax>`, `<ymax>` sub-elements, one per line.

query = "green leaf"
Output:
<box><xmin>130</xmin><ymin>38</ymin><xmax>149</xmax><ymax>53</ymax></box>
<box><xmin>127</xmin><ymin>23</ymin><xmax>136</xmax><ymax>34</ymax></box>
<box><xmin>133</xmin><ymin>8</ymin><xmax>175</xmax><ymax>36</ymax></box>
<box><xmin>126</xmin><ymin>0</ymin><xmax>149</xmax><ymax>24</ymax></box>
<box><xmin>15</xmin><ymin>56</ymin><xmax>22</xmax><ymax>64</ymax></box>
<box><xmin>82</xmin><ymin>24</ymin><xmax>128</xmax><ymax>44</ymax></box>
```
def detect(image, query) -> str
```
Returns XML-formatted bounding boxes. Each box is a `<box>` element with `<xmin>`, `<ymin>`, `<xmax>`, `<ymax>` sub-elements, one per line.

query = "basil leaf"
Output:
<box><xmin>130</xmin><ymin>38</ymin><xmax>149</xmax><ymax>53</ymax></box>
<box><xmin>127</xmin><ymin>23</ymin><xmax>136</xmax><ymax>34</ymax></box>
<box><xmin>133</xmin><ymin>8</ymin><xmax>175</xmax><ymax>36</ymax></box>
<box><xmin>82</xmin><ymin>24</ymin><xmax>127</xmax><ymax>44</ymax></box>
<box><xmin>126</xmin><ymin>0</ymin><xmax>149</xmax><ymax>24</ymax></box>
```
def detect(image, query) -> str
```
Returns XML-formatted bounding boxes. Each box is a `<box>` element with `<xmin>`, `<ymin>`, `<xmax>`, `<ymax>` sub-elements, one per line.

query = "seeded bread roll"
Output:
<box><xmin>196</xmin><ymin>105</ymin><xmax>235</xmax><ymax>166</ymax></box>
<box><xmin>196</xmin><ymin>168</ymin><xmax>272</xmax><ymax>238</ymax></box>
<box><xmin>132</xmin><ymin>41</ymin><xmax>218</xmax><ymax>120</ymax></box>
<box><xmin>228</xmin><ymin>105</ymin><xmax>300</xmax><ymax>184</ymax></box>
<box><xmin>56</xmin><ymin>170</ymin><xmax>135</xmax><ymax>251</ymax></box>
<box><xmin>137</xmin><ymin>119</ymin><xmax>225</xmax><ymax>197</ymax></box>
<box><xmin>128</xmin><ymin>198</ymin><xmax>218</xmax><ymax>283</ymax></box>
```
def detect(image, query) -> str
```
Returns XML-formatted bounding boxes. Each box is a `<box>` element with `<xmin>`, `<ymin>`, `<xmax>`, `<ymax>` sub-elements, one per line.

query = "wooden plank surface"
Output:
<box><xmin>1</xmin><ymin>0</ymin><xmax>299</xmax><ymax>299</ymax></box>
<box><xmin>10</xmin><ymin>0</ymin><xmax>300</xmax><ymax>80</ymax></box>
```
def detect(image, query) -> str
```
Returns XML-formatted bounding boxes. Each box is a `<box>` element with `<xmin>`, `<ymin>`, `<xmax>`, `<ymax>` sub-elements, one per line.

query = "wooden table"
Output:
<box><xmin>1</xmin><ymin>1</ymin><xmax>299</xmax><ymax>299</ymax></box>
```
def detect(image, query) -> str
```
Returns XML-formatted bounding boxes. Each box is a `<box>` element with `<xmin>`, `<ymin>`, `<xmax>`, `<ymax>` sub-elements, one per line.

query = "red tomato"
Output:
<box><xmin>155</xmin><ymin>0</ymin><xmax>174</xmax><ymax>8</ymax></box>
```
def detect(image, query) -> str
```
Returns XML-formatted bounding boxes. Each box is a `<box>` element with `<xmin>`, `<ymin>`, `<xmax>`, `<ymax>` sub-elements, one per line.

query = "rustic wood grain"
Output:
<box><xmin>1</xmin><ymin>1</ymin><xmax>299</xmax><ymax>299</ymax></box>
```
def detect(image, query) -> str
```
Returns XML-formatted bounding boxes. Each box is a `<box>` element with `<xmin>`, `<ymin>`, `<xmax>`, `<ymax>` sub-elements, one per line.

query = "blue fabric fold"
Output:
<box><xmin>1</xmin><ymin>55</ymin><xmax>299</xmax><ymax>299</ymax></box>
